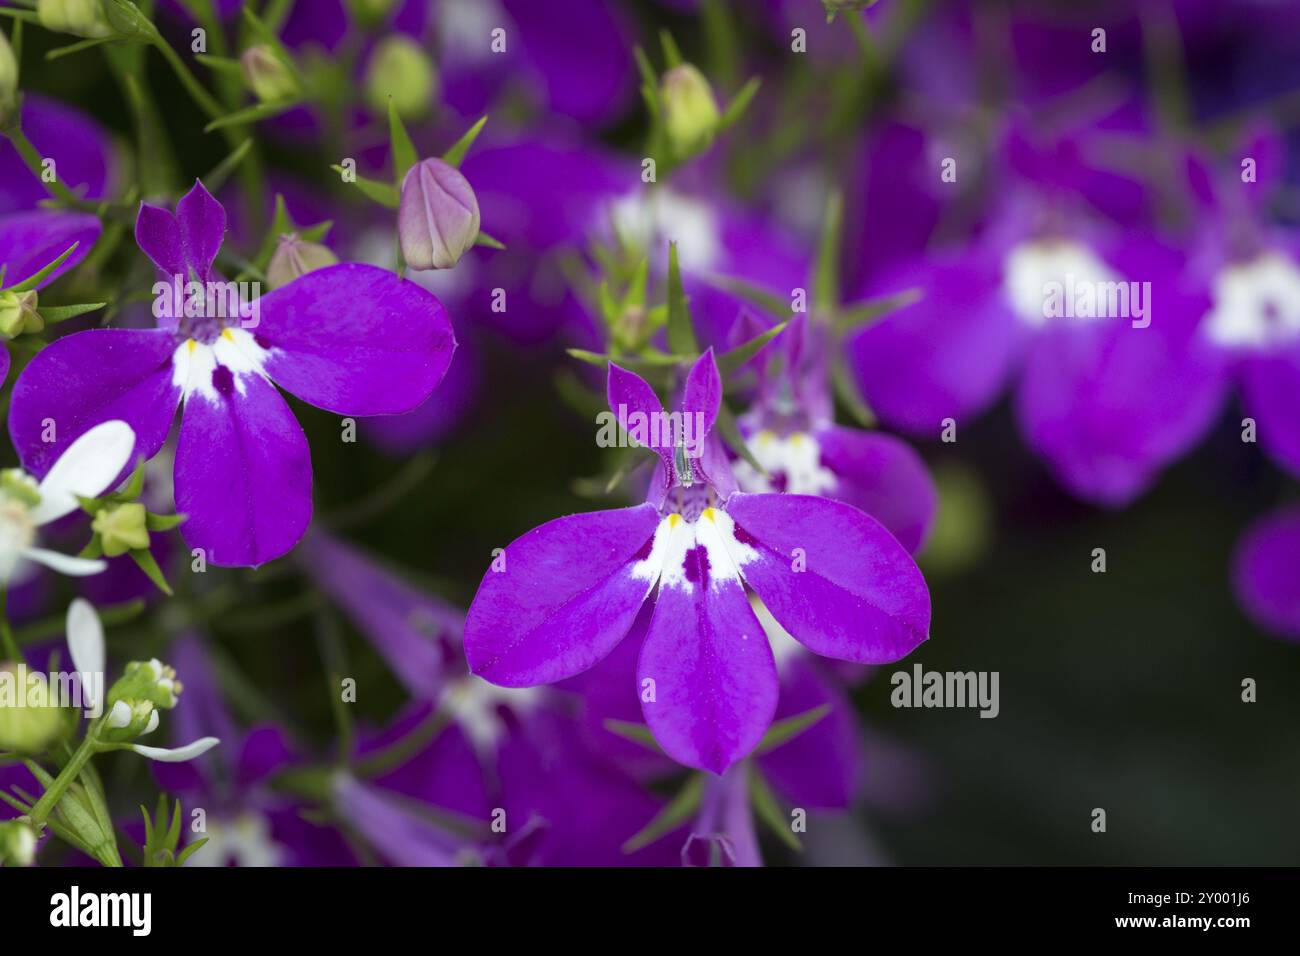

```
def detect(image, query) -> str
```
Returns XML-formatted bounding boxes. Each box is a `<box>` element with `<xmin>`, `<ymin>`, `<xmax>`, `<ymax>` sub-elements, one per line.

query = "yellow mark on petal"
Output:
<box><xmin>221</xmin><ymin>328</ymin><xmax>235</xmax><ymax>343</ymax></box>
<box><xmin>186</xmin><ymin>339</ymin><xmax>197</xmax><ymax>354</ymax></box>
<box><xmin>668</xmin><ymin>513</ymin><xmax>682</xmax><ymax>529</ymax></box>
<box><xmin>702</xmin><ymin>508</ymin><xmax>717</xmax><ymax>523</ymax></box>
<box><xmin>790</xmin><ymin>432</ymin><xmax>806</xmax><ymax>446</ymax></box>
<box><xmin>757</xmin><ymin>430</ymin><xmax>775</xmax><ymax>445</ymax></box>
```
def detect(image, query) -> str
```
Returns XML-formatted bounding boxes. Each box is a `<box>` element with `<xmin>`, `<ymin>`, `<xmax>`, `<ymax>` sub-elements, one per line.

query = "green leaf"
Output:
<box><xmin>665</xmin><ymin>242</ymin><xmax>699</xmax><ymax>355</ymax></box>
<box><xmin>834</xmin><ymin>287</ymin><xmax>923</xmax><ymax>334</ymax></box>
<box><xmin>175</xmin><ymin>837</ymin><xmax>209</xmax><ymax>866</ymax></box>
<box><xmin>602</xmin><ymin>719</ymin><xmax>663</xmax><ymax>754</ymax></box>
<box><xmin>201</xmin><ymin>138</ymin><xmax>254</xmax><ymax>195</ymax></box>
<box><xmin>831</xmin><ymin>356</ymin><xmax>876</xmax><ymax>427</ymax></box>
<box><xmin>474</xmin><ymin>231</ymin><xmax>505</xmax><ymax>250</ymax></box>
<box><xmin>749</xmin><ymin>768</ymin><xmax>801</xmax><ymax>851</ymax></box>
<box><xmin>659</xmin><ymin>29</ymin><xmax>684</xmax><ymax>69</ymax></box>
<box><xmin>387</xmin><ymin>97</ymin><xmax>418</xmax><ymax>184</ymax></box>
<box><xmin>566</xmin><ymin>348</ymin><xmax>688</xmax><ymax>372</ymax></box>
<box><xmin>715</xmin><ymin>401</ymin><xmax>765</xmax><ymax>475</ymax></box>
<box><xmin>756</xmin><ymin>704</ymin><xmax>831</xmax><ymax>754</ymax></box>
<box><xmin>128</xmin><ymin>549</ymin><xmax>173</xmax><ymax>596</ymax></box>
<box><xmin>39</xmin><ymin>303</ymin><xmax>107</xmax><ymax>324</ymax></box>
<box><xmin>623</xmin><ymin>774</ymin><xmax>705</xmax><ymax>853</ymax></box>
<box><xmin>718</xmin><ymin>76</ymin><xmax>761</xmax><ymax>132</ymax></box>
<box><xmin>331</xmin><ymin>167</ymin><xmax>400</xmax><ymax>208</ymax></box>
<box><xmin>705</xmin><ymin>273</ymin><xmax>789</xmax><ymax>318</ymax></box>
<box><xmin>8</xmin><ymin>243</ymin><xmax>80</xmax><ymax>293</ymax></box>
<box><xmin>717</xmin><ymin>320</ymin><xmax>787</xmax><ymax>376</ymax></box>
<box><xmin>204</xmin><ymin>100</ymin><xmax>295</xmax><ymax>133</ymax></box>
<box><xmin>193</xmin><ymin>53</ymin><xmax>246</xmax><ymax>75</ymax></box>
<box><xmin>813</xmin><ymin>189</ymin><xmax>844</xmax><ymax>311</ymax></box>
<box><xmin>77</xmin><ymin>536</ymin><xmax>104</xmax><ymax>560</ymax></box>
<box><xmin>145</xmin><ymin>512</ymin><xmax>186</xmax><ymax>532</ymax></box>
<box><xmin>46</xmin><ymin>36</ymin><xmax>119</xmax><ymax>60</ymax></box>
<box><xmin>441</xmin><ymin>115</ymin><xmax>488</xmax><ymax>168</ymax></box>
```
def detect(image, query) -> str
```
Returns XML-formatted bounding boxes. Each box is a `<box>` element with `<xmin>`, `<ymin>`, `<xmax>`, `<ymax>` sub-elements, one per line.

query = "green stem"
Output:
<box><xmin>0</xmin><ymin>589</ymin><xmax>20</xmax><ymax>661</ymax></box>
<box><xmin>1</xmin><ymin>125</ymin><xmax>80</xmax><ymax>205</ymax></box>
<box><xmin>29</xmin><ymin>721</ymin><xmax>102</xmax><ymax>826</ymax></box>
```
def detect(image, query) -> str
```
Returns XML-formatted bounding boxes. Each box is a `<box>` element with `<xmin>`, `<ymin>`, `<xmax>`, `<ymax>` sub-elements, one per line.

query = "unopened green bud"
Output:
<box><xmin>267</xmin><ymin>233</ymin><xmax>339</xmax><ymax>289</ymax></box>
<box><xmin>0</xmin><ymin>663</ymin><xmax>67</xmax><ymax>754</ymax></box>
<box><xmin>91</xmin><ymin>501</ymin><xmax>149</xmax><ymax>557</ymax></box>
<box><xmin>100</xmin><ymin>0</ymin><xmax>160</xmax><ymax>41</ymax></box>
<box><xmin>660</xmin><ymin>64</ymin><xmax>719</xmax><ymax>157</ymax></box>
<box><xmin>0</xmin><ymin>29</ymin><xmax>16</xmax><ymax>125</ymax></box>
<box><xmin>0</xmin><ymin>469</ymin><xmax>40</xmax><ymax>508</ymax></box>
<box><xmin>37</xmin><ymin>0</ymin><xmax>113</xmax><ymax>39</ymax></box>
<box><xmin>240</xmin><ymin>44</ymin><xmax>299</xmax><ymax>103</ymax></box>
<box><xmin>0</xmin><ymin>289</ymin><xmax>42</xmax><ymax>339</ymax></box>
<box><xmin>365</xmin><ymin>35</ymin><xmax>438</xmax><ymax>119</ymax></box>
<box><xmin>108</xmin><ymin>658</ymin><xmax>182</xmax><ymax>711</ymax></box>
<box><xmin>0</xmin><ymin>819</ymin><xmax>37</xmax><ymax>866</ymax></box>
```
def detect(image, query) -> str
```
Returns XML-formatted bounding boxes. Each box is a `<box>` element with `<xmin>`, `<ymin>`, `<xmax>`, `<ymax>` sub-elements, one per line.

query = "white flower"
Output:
<box><xmin>0</xmin><ymin>420</ymin><xmax>137</xmax><ymax>584</ymax></box>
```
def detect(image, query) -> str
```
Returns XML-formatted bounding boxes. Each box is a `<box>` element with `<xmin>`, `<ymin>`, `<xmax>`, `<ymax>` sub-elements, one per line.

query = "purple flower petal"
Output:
<box><xmin>849</xmin><ymin>255</ymin><xmax>1023</xmax><ymax>436</ymax></box>
<box><xmin>682</xmin><ymin>348</ymin><xmax>721</xmax><ymax>432</ymax></box>
<box><xmin>1232</xmin><ymin>507</ymin><xmax>1300</xmax><ymax>642</ymax></box>
<box><xmin>9</xmin><ymin>329</ymin><xmax>181</xmax><ymax>478</ymax></box>
<box><xmin>1017</xmin><ymin>317</ymin><xmax>1227</xmax><ymax>506</ymax></box>
<box><xmin>814</xmin><ymin>425</ymin><xmax>938</xmax><ymax>554</ymax></box>
<box><xmin>638</xmin><ymin>566</ymin><xmax>778</xmax><ymax>773</ymax></box>
<box><xmin>608</xmin><ymin>361</ymin><xmax>671</xmax><ymax>460</ymax></box>
<box><xmin>758</xmin><ymin>654</ymin><xmax>864</xmax><ymax>810</ymax></box>
<box><xmin>465</xmin><ymin>504</ymin><xmax>662</xmax><ymax>686</ymax></box>
<box><xmin>134</xmin><ymin>202</ymin><xmax>186</xmax><ymax>278</ymax></box>
<box><xmin>174</xmin><ymin>370</ymin><xmax>311</xmax><ymax>567</ymax></box>
<box><xmin>331</xmin><ymin>774</ymin><xmax>464</xmax><ymax>867</ymax></box>
<box><xmin>726</xmin><ymin>492</ymin><xmax>931</xmax><ymax>663</ymax></box>
<box><xmin>175</xmin><ymin>180</ymin><xmax>226</xmax><ymax>281</ymax></box>
<box><xmin>1241</xmin><ymin>348</ymin><xmax>1300</xmax><ymax>480</ymax></box>
<box><xmin>257</xmin><ymin>263</ymin><xmax>455</xmax><ymax>416</ymax></box>
<box><xmin>0</xmin><ymin>210</ymin><xmax>101</xmax><ymax>288</ymax></box>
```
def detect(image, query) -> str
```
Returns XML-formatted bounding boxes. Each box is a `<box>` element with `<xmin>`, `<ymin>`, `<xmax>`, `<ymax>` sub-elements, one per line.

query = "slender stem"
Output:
<box><xmin>0</xmin><ymin>589</ymin><xmax>20</xmax><ymax>661</ymax></box>
<box><xmin>151</xmin><ymin>38</ymin><xmax>224</xmax><ymax>120</ymax></box>
<box><xmin>29</xmin><ymin>720</ymin><xmax>102</xmax><ymax>826</ymax></box>
<box><xmin>0</xmin><ymin>125</ymin><xmax>80</xmax><ymax>204</ymax></box>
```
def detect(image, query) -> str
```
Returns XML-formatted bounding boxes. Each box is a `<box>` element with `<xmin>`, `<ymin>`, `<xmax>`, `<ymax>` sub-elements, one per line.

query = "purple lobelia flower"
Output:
<box><xmin>465</xmin><ymin>349</ymin><xmax>930</xmax><ymax>774</ymax></box>
<box><xmin>1184</xmin><ymin>128</ymin><xmax>1300</xmax><ymax>479</ymax></box>
<box><xmin>733</xmin><ymin>315</ymin><xmax>937</xmax><ymax>554</ymax></box>
<box><xmin>847</xmin><ymin>119</ymin><xmax>1226</xmax><ymax>506</ymax></box>
<box><xmin>7</xmin><ymin>180</ymin><xmax>456</xmax><ymax>567</ymax></box>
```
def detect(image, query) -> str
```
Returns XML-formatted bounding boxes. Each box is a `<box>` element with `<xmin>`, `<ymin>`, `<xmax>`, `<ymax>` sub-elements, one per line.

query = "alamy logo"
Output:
<box><xmin>595</xmin><ymin>408</ymin><xmax>708</xmax><ymax>458</ymax></box>
<box><xmin>0</xmin><ymin>665</ymin><xmax>102</xmax><ymax>718</ymax></box>
<box><xmin>50</xmin><ymin>886</ymin><xmax>152</xmax><ymax>937</ymax></box>
<box><xmin>152</xmin><ymin>274</ymin><xmax>261</xmax><ymax>329</ymax></box>
<box><xmin>1042</xmin><ymin>274</ymin><xmax>1151</xmax><ymax>328</ymax></box>
<box><xmin>890</xmin><ymin>664</ymin><xmax>1000</xmax><ymax>718</ymax></box>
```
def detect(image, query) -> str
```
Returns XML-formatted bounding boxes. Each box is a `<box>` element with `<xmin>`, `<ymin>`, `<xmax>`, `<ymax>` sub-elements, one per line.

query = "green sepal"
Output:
<box><xmin>441</xmin><ymin>115</ymin><xmax>488</xmax><ymax>168</ymax></box>
<box><xmin>755</xmin><ymin>704</ymin><xmax>831</xmax><ymax>754</ymax></box>
<box><xmin>622</xmin><ymin>773</ymin><xmax>705</xmax><ymax>853</ymax></box>
<box><xmin>749</xmin><ymin>767</ymin><xmax>801</xmax><ymax>851</ymax></box>
<box><xmin>128</xmin><ymin>548</ymin><xmax>173</xmax><ymax>596</ymax></box>
<box><xmin>387</xmin><ymin>97</ymin><xmax>418</xmax><ymax>184</ymax></box>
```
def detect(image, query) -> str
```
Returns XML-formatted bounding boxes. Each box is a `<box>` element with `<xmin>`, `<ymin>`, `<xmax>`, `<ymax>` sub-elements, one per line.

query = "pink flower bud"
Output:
<box><xmin>398</xmin><ymin>158</ymin><xmax>480</xmax><ymax>271</ymax></box>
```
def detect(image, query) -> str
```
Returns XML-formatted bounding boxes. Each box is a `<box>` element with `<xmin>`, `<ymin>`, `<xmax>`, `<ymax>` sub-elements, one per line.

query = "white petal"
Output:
<box><xmin>23</xmin><ymin>548</ymin><xmax>107</xmax><ymax>577</ymax></box>
<box><xmin>130</xmin><ymin>737</ymin><xmax>220</xmax><ymax>762</ymax></box>
<box><xmin>107</xmin><ymin>700</ymin><xmax>133</xmax><ymax>729</ymax></box>
<box><xmin>33</xmin><ymin>420</ymin><xmax>137</xmax><ymax>526</ymax></box>
<box><xmin>66</xmin><ymin>598</ymin><xmax>105</xmax><ymax>710</ymax></box>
